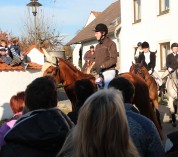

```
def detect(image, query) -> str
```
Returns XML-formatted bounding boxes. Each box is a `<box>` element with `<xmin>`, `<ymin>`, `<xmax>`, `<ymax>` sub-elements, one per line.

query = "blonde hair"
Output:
<box><xmin>72</xmin><ymin>89</ymin><xmax>140</xmax><ymax>157</ymax></box>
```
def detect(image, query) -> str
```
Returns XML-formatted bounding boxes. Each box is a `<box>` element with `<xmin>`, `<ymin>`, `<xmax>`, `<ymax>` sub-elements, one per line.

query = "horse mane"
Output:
<box><xmin>59</xmin><ymin>58</ymin><xmax>94</xmax><ymax>79</ymax></box>
<box><xmin>59</xmin><ymin>58</ymin><xmax>79</xmax><ymax>72</ymax></box>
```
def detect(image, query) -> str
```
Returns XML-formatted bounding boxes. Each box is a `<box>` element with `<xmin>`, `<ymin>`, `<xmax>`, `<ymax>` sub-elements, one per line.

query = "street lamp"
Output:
<box><xmin>27</xmin><ymin>0</ymin><xmax>42</xmax><ymax>45</ymax></box>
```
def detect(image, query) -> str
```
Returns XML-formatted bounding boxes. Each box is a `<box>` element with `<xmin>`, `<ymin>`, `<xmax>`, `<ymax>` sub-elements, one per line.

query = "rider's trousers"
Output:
<box><xmin>102</xmin><ymin>70</ymin><xmax>116</xmax><ymax>88</ymax></box>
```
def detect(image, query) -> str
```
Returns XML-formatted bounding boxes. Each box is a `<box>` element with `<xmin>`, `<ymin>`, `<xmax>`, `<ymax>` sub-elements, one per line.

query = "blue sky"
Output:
<box><xmin>0</xmin><ymin>0</ymin><xmax>116</xmax><ymax>44</ymax></box>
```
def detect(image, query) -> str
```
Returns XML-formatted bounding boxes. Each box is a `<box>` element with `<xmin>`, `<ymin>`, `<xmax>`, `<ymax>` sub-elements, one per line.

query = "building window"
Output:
<box><xmin>133</xmin><ymin>0</ymin><xmax>141</xmax><ymax>23</ymax></box>
<box><xmin>160</xmin><ymin>42</ymin><xmax>170</xmax><ymax>70</ymax></box>
<box><xmin>159</xmin><ymin>0</ymin><xmax>169</xmax><ymax>15</ymax></box>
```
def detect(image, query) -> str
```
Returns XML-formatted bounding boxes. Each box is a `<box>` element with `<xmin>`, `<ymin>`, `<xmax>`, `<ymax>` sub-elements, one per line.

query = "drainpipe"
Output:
<box><xmin>114</xmin><ymin>24</ymin><xmax>121</xmax><ymax>71</ymax></box>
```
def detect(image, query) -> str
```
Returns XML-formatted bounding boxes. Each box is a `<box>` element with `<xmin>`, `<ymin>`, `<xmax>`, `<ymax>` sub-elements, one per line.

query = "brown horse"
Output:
<box><xmin>42</xmin><ymin>51</ymin><xmax>163</xmax><ymax>139</ymax></box>
<box><xmin>42</xmin><ymin>58</ymin><xmax>96</xmax><ymax>111</ymax></box>
<box><xmin>129</xmin><ymin>62</ymin><xmax>162</xmax><ymax>129</ymax></box>
<box><xmin>129</xmin><ymin>62</ymin><xmax>159</xmax><ymax>110</ymax></box>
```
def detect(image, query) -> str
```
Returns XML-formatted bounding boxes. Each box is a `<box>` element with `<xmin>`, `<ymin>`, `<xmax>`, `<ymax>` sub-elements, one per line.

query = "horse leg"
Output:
<box><xmin>168</xmin><ymin>96</ymin><xmax>177</xmax><ymax>127</ymax></box>
<box><xmin>151</xmin><ymin>99</ymin><xmax>162</xmax><ymax>129</ymax></box>
<box><xmin>64</xmin><ymin>85</ymin><xmax>77</xmax><ymax>111</ymax></box>
<box><xmin>152</xmin><ymin>99</ymin><xmax>159</xmax><ymax>110</ymax></box>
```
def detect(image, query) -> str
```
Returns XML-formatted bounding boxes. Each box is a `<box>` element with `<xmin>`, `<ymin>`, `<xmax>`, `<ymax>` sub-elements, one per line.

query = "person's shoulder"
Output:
<box><xmin>167</xmin><ymin>53</ymin><xmax>173</xmax><ymax>57</ymax></box>
<box><xmin>127</xmin><ymin>111</ymin><xmax>154</xmax><ymax>127</ymax></box>
<box><xmin>86</xmin><ymin>50</ymin><xmax>90</xmax><ymax>54</ymax></box>
<box><xmin>0</xmin><ymin>122</ymin><xmax>11</xmax><ymax>132</ymax></box>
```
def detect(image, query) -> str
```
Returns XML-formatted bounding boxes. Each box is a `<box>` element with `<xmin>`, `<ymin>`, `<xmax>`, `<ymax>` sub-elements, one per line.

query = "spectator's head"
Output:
<box><xmin>11</xmin><ymin>37</ymin><xmax>19</xmax><ymax>45</ymax></box>
<box><xmin>108</xmin><ymin>77</ymin><xmax>135</xmax><ymax>103</ymax></box>
<box><xmin>10</xmin><ymin>91</ymin><xmax>25</xmax><ymax>114</ymax></box>
<box><xmin>1</xmin><ymin>40</ymin><xmax>7</xmax><ymax>47</ymax></box>
<box><xmin>90</xmin><ymin>45</ymin><xmax>94</xmax><ymax>52</ymax></box>
<box><xmin>74</xmin><ymin>79</ymin><xmax>96</xmax><ymax>108</ymax></box>
<box><xmin>25</xmin><ymin>76</ymin><xmax>57</xmax><ymax>111</ymax></box>
<box><xmin>73</xmin><ymin>89</ymin><xmax>139</xmax><ymax>157</ymax></box>
<box><xmin>141</xmin><ymin>41</ymin><xmax>149</xmax><ymax>53</ymax></box>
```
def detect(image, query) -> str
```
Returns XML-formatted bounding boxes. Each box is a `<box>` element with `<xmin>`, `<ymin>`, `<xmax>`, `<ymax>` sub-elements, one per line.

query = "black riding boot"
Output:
<box><xmin>171</xmin><ymin>113</ymin><xmax>177</xmax><ymax>127</ymax></box>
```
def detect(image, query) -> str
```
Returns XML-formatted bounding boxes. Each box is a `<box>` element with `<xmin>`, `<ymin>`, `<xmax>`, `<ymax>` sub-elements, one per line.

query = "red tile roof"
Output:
<box><xmin>23</xmin><ymin>45</ymin><xmax>44</xmax><ymax>55</ymax></box>
<box><xmin>0</xmin><ymin>58</ymin><xmax>42</xmax><ymax>71</ymax></box>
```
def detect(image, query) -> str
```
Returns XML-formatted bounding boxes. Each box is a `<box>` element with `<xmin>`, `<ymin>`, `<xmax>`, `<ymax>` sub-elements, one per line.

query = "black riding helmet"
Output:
<box><xmin>141</xmin><ymin>41</ymin><xmax>149</xmax><ymax>48</ymax></box>
<box><xmin>94</xmin><ymin>23</ymin><xmax>108</xmax><ymax>35</ymax></box>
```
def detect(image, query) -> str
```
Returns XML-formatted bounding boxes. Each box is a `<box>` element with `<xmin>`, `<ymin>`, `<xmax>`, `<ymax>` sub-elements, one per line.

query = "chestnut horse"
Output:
<box><xmin>129</xmin><ymin>62</ymin><xmax>159</xmax><ymax>110</ymax></box>
<box><xmin>42</xmin><ymin>50</ymin><xmax>163</xmax><ymax>139</ymax></box>
<box><xmin>42</xmin><ymin>58</ymin><xmax>96</xmax><ymax>111</ymax></box>
<box><xmin>129</xmin><ymin>62</ymin><xmax>162</xmax><ymax>128</ymax></box>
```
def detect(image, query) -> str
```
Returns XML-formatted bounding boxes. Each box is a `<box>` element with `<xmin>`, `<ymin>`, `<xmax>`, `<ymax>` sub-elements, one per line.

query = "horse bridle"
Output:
<box><xmin>54</xmin><ymin>57</ymin><xmax>59</xmax><ymax>76</ymax></box>
<box><xmin>46</xmin><ymin>57</ymin><xmax>59</xmax><ymax>77</ymax></box>
<box><xmin>134</xmin><ymin>65</ymin><xmax>146</xmax><ymax>79</ymax></box>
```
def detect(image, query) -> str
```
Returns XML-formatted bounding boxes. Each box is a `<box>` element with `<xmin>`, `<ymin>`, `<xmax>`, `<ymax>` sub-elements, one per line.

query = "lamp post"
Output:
<box><xmin>27</xmin><ymin>0</ymin><xmax>42</xmax><ymax>45</ymax></box>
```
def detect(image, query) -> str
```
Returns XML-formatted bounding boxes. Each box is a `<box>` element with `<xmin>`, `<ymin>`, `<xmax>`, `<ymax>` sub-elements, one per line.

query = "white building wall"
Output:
<box><xmin>120</xmin><ymin>0</ymin><xmax>178</xmax><ymax>73</ymax></box>
<box><xmin>27</xmin><ymin>48</ymin><xmax>44</xmax><ymax>65</ymax></box>
<box><xmin>72</xmin><ymin>44</ymin><xmax>81</xmax><ymax>68</ymax></box>
<box><xmin>0</xmin><ymin>70</ymin><xmax>42</xmax><ymax>120</ymax></box>
<box><xmin>85</xmin><ymin>13</ymin><xmax>96</xmax><ymax>27</ymax></box>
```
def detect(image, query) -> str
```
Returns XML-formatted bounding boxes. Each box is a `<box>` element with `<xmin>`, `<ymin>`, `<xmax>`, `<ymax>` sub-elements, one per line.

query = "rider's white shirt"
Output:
<box><xmin>172</xmin><ymin>52</ymin><xmax>177</xmax><ymax>56</ymax></box>
<box><xmin>144</xmin><ymin>51</ymin><xmax>150</xmax><ymax>64</ymax></box>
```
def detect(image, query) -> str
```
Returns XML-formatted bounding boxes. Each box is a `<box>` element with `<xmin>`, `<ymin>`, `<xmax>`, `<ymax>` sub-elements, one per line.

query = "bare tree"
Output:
<box><xmin>20</xmin><ymin>8</ymin><xmax>65</xmax><ymax>52</ymax></box>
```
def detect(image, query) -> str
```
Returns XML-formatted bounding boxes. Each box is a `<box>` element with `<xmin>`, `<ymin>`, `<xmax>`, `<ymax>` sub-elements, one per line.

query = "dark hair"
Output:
<box><xmin>74</xmin><ymin>79</ymin><xmax>96</xmax><ymax>108</ymax></box>
<box><xmin>10</xmin><ymin>91</ymin><xmax>25</xmax><ymax>114</ymax></box>
<box><xmin>1</xmin><ymin>39</ymin><xmax>7</xmax><ymax>44</ymax></box>
<box><xmin>108</xmin><ymin>77</ymin><xmax>135</xmax><ymax>103</ymax></box>
<box><xmin>11</xmin><ymin>37</ymin><xmax>19</xmax><ymax>44</ymax></box>
<box><xmin>90</xmin><ymin>45</ymin><xmax>94</xmax><ymax>49</ymax></box>
<box><xmin>141</xmin><ymin>41</ymin><xmax>149</xmax><ymax>48</ymax></box>
<box><xmin>25</xmin><ymin>76</ymin><xmax>57</xmax><ymax>111</ymax></box>
<box><xmin>171</xmin><ymin>42</ymin><xmax>178</xmax><ymax>49</ymax></box>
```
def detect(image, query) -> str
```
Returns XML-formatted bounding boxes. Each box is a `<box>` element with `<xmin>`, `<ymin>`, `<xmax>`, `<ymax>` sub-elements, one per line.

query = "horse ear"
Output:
<box><xmin>155</xmin><ymin>50</ymin><xmax>157</xmax><ymax>54</ymax></box>
<box><xmin>140</xmin><ymin>60</ymin><xmax>143</xmax><ymax>67</ymax></box>
<box><xmin>42</xmin><ymin>48</ymin><xmax>56</xmax><ymax>64</ymax></box>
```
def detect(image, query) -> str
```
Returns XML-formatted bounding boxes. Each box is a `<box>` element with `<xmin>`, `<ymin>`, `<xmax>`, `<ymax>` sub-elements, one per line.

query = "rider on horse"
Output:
<box><xmin>138</xmin><ymin>41</ymin><xmax>163</xmax><ymax>89</ymax></box>
<box><xmin>163</xmin><ymin>42</ymin><xmax>178</xmax><ymax>126</ymax></box>
<box><xmin>93</xmin><ymin>23</ymin><xmax>118</xmax><ymax>88</ymax></box>
<box><xmin>134</xmin><ymin>42</ymin><xmax>143</xmax><ymax>63</ymax></box>
<box><xmin>166</xmin><ymin>43</ymin><xmax>178</xmax><ymax>76</ymax></box>
<box><xmin>162</xmin><ymin>43</ymin><xmax>178</xmax><ymax>89</ymax></box>
<box><xmin>82</xmin><ymin>45</ymin><xmax>95</xmax><ymax>72</ymax></box>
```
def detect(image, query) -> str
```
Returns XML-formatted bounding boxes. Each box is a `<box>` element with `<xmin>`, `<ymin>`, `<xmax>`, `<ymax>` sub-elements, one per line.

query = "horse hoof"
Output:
<box><xmin>172</xmin><ymin>122</ymin><xmax>177</xmax><ymax>127</ymax></box>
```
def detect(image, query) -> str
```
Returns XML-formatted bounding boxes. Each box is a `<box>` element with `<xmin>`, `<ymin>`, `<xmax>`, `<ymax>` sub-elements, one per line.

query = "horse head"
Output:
<box><xmin>42</xmin><ymin>48</ymin><xmax>96</xmax><ymax>86</ymax></box>
<box><xmin>42</xmin><ymin>48</ymin><xmax>65</xmax><ymax>85</ymax></box>
<box><xmin>130</xmin><ymin>61</ymin><xmax>149</xmax><ymax>79</ymax></box>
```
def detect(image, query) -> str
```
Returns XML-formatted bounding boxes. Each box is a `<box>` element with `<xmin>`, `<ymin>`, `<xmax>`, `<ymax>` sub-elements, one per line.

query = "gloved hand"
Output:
<box><xmin>97</xmin><ymin>68</ymin><xmax>103</xmax><ymax>75</ymax></box>
<box><xmin>148</xmin><ymin>70</ymin><xmax>152</xmax><ymax>74</ymax></box>
<box><xmin>168</xmin><ymin>67</ymin><xmax>173</xmax><ymax>72</ymax></box>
